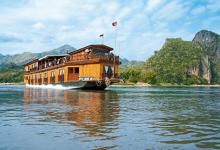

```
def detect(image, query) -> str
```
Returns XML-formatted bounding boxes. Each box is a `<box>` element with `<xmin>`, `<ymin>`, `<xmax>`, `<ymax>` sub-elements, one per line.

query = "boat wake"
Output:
<box><xmin>26</xmin><ymin>84</ymin><xmax>78</xmax><ymax>90</ymax></box>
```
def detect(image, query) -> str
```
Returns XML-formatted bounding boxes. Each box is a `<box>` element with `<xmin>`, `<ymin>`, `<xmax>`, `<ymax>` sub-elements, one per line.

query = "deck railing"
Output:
<box><xmin>70</xmin><ymin>55</ymin><xmax>119</xmax><ymax>63</ymax></box>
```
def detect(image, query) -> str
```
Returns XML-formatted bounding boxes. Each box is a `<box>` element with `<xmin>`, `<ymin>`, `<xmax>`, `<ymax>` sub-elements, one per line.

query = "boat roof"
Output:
<box><xmin>38</xmin><ymin>54</ymin><xmax>68</xmax><ymax>61</ymax></box>
<box><xmin>24</xmin><ymin>44</ymin><xmax>113</xmax><ymax>66</ymax></box>
<box><xmin>24</xmin><ymin>54</ymin><xmax>68</xmax><ymax>66</ymax></box>
<box><xmin>69</xmin><ymin>44</ymin><xmax>113</xmax><ymax>55</ymax></box>
<box><xmin>23</xmin><ymin>58</ymin><xmax>39</xmax><ymax>66</ymax></box>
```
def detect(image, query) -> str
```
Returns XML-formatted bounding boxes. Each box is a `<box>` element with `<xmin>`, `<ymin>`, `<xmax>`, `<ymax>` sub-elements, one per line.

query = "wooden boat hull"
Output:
<box><xmin>26</xmin><ymin>79</ymin><xmax>119</xmax><ymax>90</ymax></box>
<box><xmin>61</xmin><ymin>78</ymin><xmax>119</xmax><ymax>90</ymax></box>
<box><xmin>61</xmin><ymin>80</ymin><xmax>107</xmax><ymax>90</ymax></box>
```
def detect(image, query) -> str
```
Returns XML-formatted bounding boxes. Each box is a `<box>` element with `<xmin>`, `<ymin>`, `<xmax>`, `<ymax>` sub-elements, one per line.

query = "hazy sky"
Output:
<box><xmin>0</xmin><ymin>0</ymin><xmax>219</xmax><ymax>60</ymax></box>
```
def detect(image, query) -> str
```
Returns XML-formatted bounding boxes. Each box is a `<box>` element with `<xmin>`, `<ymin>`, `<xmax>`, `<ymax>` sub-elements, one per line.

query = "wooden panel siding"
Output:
<box><xmin>68</xmin><ymin>67</ymin><xmax>79</xmax><ymax>81</ymax></box>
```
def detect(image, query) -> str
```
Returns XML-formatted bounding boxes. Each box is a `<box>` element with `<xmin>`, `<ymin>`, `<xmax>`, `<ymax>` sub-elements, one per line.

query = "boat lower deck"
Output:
<box><xmin>26</xmin><ymin>79</ymin><xmax>118</xmax><ymax>90</ymax></box>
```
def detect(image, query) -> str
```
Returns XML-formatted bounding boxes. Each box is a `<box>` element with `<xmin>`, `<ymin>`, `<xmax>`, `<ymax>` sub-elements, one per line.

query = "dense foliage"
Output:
<box><xmin>120</xmin><ymin>67</ymin><xmax>157</xmax><ymax>84</ymax></box>
<box><xmin>0</xmin><ymin>63</ymin><xmax>23</xmax><ymax>83</ymax></box>
<box><xmin>120</xmin><ymin>38</ymin><xmax>209</xmax><ymax>85</ymax></box>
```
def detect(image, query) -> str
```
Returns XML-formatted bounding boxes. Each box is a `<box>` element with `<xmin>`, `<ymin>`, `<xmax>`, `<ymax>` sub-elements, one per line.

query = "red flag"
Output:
<box><xmin>99</xmin><ymin>34</ymin><xmax>104</xmax><ymax>37</ymax></box>
<box><xmin>112</xmin><ymin>21</ymin><xmax>117</xmax><ymax>26</ymax></box>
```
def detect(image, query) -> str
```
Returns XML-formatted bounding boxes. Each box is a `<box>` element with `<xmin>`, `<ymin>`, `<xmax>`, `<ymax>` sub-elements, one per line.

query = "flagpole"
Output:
<box><xmin>113</xmin><ymin>21</ymin><xmax>118</xmax><ymax>78</ymax></box>
<box><xmin>115</xmin><ymin>25</ymin><xmax>117</xmax><ymax>51</ymax></box>
<box><xmin>99</xmin><ymin>34</ymin><xmax>104</xmax><ymax>44</ymax></box>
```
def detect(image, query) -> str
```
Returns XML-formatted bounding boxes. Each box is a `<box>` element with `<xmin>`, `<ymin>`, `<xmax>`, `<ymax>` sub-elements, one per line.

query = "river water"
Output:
<box><xmin>0</xmin><ymin>85</ymin><xmax>220</xmax><ymax>150</ymax></box>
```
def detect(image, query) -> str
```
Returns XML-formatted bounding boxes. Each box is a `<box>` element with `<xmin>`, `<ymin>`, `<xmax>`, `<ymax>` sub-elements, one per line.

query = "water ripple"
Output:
<box><xmin>0</xmin><ymin>85</ymin><xmax>220</xmax><ymax>149</ymax></box>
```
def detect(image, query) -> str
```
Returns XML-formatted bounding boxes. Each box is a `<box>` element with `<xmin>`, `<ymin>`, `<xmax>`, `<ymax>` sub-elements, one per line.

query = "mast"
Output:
<box><xmin>112</xmin><ymin>21</ymin><xmax>118</xmax><ymax>78</ymax></box>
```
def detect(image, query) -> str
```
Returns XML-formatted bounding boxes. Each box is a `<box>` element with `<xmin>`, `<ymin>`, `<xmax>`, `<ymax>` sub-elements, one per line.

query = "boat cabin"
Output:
<box><xmin>24</xmin><ymin>44</ymin><xmax>120</xmax><ymax>86</ymax></box>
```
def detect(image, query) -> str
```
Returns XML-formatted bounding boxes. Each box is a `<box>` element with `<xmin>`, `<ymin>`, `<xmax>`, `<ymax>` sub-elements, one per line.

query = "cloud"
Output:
<box><xmin>0</xmin><ymin>0</ymin><xmax>99</xmax><ymax>22</ymax></box>
<box><xmin>0</xmin><ymin>34</ymin><xmax>24</xmax><ymax>43</ymax></box>
<box><xmin>206</xmin><ymin>0</ymin><xmax>220</xmax><ymax>12</ymax></box>
<box><xmin>152</xmin><ymin>0</ymin><xmax>189</xmax><ymax>22</ymax></box>
<box><xmin>32</xmin><ymin>22</ymin><xmax>46</xmax><ymax>29</ymax></box>
<box><xmin>191</xmin><ymin>5</ymin><xmax>206</xmax><ymax>15</ymax></box>
<box><xmin>0</xmin><ymin>0</ymin><xmax>219</xmax><ymax>60</ymax></box>
<box><xmin>145</xmin><ymin>0</ymin><xmax>164</xmax><ymax>12</ymax></box>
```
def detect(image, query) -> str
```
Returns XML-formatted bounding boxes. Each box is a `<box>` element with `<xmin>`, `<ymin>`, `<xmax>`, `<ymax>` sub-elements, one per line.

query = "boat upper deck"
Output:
<box><xmin>24</xmin><ymin>44</ymin><xmax>120</xmax><ymax>74</ymax></box>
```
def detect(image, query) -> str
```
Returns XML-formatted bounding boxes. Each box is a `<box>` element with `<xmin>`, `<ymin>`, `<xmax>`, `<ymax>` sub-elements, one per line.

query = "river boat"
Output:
<box><xmin>23</xmin><ymin>44</ymin><xmax>120</xmax><ymax>90</ymax></box>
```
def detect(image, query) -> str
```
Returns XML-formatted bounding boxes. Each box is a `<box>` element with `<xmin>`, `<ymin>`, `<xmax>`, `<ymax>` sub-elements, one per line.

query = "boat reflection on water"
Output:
<box><xmin>23</xmin><ymin>87</ymin><xmax>120</xmax><ymax>138</ymax></box>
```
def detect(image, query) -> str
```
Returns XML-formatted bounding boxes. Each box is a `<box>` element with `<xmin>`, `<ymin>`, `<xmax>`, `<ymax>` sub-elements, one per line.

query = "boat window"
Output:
<box><xmin>93</xmin><ymin>49</ymin><xmax>109</xmax><ymax>56</ymax></box>
<box><xmin>59</xmin><ymin>69</ymin><xmax>64</xmax><ymax>75</ymax></box>
<box><xmin>44</xmin><ymin>73</ymin><xmax>47</xmax><ymax>78</ymax></box>
<box><xmin>75</xmin><ymin>68</ymin><xmax>79</xmax><ymax>73</ymax></box>
<box><xmin>51</xmin><ymin>71</ymin><xmax>55</xmax><ymax>77</ymax></box>
<box><xmin>104</xmin><ymin>65</ymin><xmax>113</xmax><ymax>74</ymax></box>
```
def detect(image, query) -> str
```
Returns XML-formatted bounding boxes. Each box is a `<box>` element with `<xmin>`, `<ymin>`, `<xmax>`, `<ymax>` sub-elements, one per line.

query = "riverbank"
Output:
<box><xmin>0</xmin><ymin>82</ymin><xmax>24</xmax><ymax>85</ymax></box>
<box><xmin>191</xmin><ymin>84</ymin><xmax>220</xmax><ymax>87</ymax></box>
<box><xmin>111</xmin><ymin>82</ymin><xmax>220</xmax><ymax>88</ymax></box>
<box><xmin>1</xmin><ymin>82</ymin><xmax>220</xmax><ymax>88</ymax></box>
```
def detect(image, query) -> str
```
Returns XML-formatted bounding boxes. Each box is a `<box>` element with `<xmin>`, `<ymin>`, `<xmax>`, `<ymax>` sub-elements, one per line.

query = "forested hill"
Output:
<box><xmin>120</xmin><ymin>30</ymin><xmax>220</xmax><ymax>85</ymax></box>
<box><xmin>120</xmin><ymin>58</ymin><xmax>144</xmax><ymax>69</ymax></box>
<box><xmin>0</xmin><ymin>63</ymin><xmax>23</xmax><ymax>83</ymax></box>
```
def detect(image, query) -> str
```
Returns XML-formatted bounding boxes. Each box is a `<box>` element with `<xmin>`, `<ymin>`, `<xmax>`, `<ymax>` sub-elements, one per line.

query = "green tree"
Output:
<box><xmin>140</xmin><ymin>70</ymin><xmax>157</xmax><ymax>84</ymax></box>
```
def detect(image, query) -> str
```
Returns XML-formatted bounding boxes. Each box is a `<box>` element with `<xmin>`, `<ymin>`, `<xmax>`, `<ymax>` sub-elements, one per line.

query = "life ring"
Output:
<box><xmin>96</xmin><ymin>80</ymin><xmax>102</xmax><ymax>87</ymax></box>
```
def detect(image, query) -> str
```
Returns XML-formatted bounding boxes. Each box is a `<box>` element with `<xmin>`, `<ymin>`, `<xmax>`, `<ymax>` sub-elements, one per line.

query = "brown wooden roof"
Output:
<box><xmin>69</xmin><ymin>44</ymin><xmax>113</xmax><ymax>55</ymax></box>
<box><xmin>23</xmin><ymin>55</ymin><xmax>67</xmax><ymax>66</ymax></box>
<box><xmin>24</xmin><ymin>44</ymin><xmax>113</xmax><ymax>66</ymax></box>
<box><xmin>38</xmin><ymin>54</ymin><xmax>68</xmax><ymax>61</ymax></box>
<box><xmin>23</xmin><ymin>59</ymin><xmax>38</xmax><ymax>66</ymax></box>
